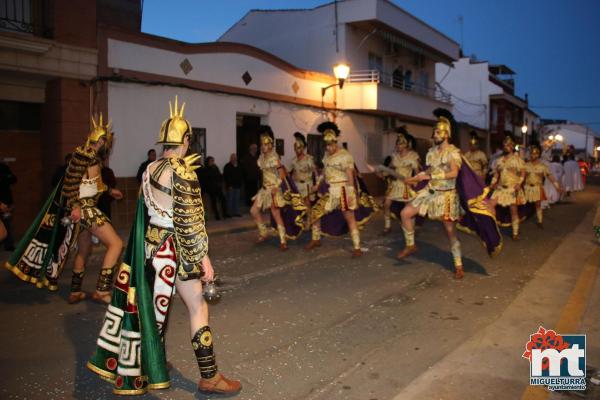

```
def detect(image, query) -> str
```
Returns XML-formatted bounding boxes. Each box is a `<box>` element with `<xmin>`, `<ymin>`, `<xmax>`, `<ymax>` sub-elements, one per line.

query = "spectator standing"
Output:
<box><xmin>0</xmin><ymin>160</ymin><xmax>16</xmax><ymax>251</ymax></box>
<box><xmin>136</xmin><ymin>149</ymin><xmax>157</xmax><ymax>183</ymax></box>
<box><xmin>223</xmin><ymin>153</ymin><xmax>243</xmax><ymax>217</ymax></box>
<box><xmin>240</xmin><ymin>143</ymin><xmax>259</xmax><ymax>206</ymax></box>
<box><xmin>199</xmin><ymin>156</ymin><xmax>230</xmax><ymax>220</ymax></box>
<box><xmin>97</xmin><ymin>157</ymin><xmax>123</xmax><ymax>219</ymax></box>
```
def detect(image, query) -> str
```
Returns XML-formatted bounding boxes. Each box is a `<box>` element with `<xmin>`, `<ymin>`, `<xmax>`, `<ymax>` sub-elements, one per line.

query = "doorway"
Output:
<box><xmin>236</xmin><ymin>114</ymin><xmax>262</xmax><ymax>159</ymax></box>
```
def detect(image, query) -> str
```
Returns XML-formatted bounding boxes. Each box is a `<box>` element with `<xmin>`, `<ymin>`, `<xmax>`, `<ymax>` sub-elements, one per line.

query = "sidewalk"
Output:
<box><xmin>391</xmin><ymin>205</ymin><xmax>600</xmax><ymax>400</ymax></box>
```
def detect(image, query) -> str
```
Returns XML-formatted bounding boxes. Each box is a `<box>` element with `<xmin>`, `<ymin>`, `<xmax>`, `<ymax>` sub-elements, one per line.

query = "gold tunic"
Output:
<box><xmin>524</xmin><ymin>161</ymin><xmax>550</xmax><ymax>202</ymax></box>
<box><xmin>254</xmin><ymin>151</ymin><xmax>286</xmax><ymax>210</ymax></box>
<box><xmin>411</xmin><ymin>144</ymin><xmax>463</xmax><ymax>221</ymax></box>
<box><xmin>464</xmin><ymin>149</ymin><xmax>488</xmax><ymax>179</ymax></box>
<box><xmin>290</xmin><ymin>154</ymin><xmax>315</xmax><ymax>199</ymax></box>
<box><xmin>491</xmin><ymin>153</ymin><xmax>526</xmax><ymax>206</ymax></box>
<box><xmin>386</xmin><ymin>151</ymin><xmax>419</xmax><ymax>201</ymax></box>
<box><xmin>321</xmin><ymin>148</ymin><xmax>357</xmax><ymax>212</ymax></box>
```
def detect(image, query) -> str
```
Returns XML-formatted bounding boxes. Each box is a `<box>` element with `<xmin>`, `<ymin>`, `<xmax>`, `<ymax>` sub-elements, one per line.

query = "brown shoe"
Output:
<box><xmin>91</xmin><ymin>291</ymin><xmax>111</xmax><ymax>305</ymax></box>
<box><xmin>304</xmin><ymin>240</ymin><xmax>321</xmax><ymax>251</ymax></box>
<box><xmin>198</xmin><ymin>373</ymin><xmax>242</xmax><ymax>395</ymax></box>
<box><xmin>512</xmin><ymin>234</ymin><xmax>520</xmax><ymax>241</ymax></box>
<box><xmin>279</xmin><ymin>243</ymin><xmax>289</xmax><ymax>251</ymax></box>
<box><xmin>454</xmin><ymin>265</ymin><xmax>464</xmax><ymax>280</ymax></box>
<box><xmin>351</xmin><ymin>248</ymin><xmax>362</xmax><ymax>258</ymax></box>
<box><xmin>536</xmin><ymin>222</ymin><xmax>543</xmax><ymax>229</ymax></box>
<box><xmin>255</xmin><ymin>235</ymin><xmax>269</xmax><ymax>244</ymax></box>
<box><xmin>396</xmin><ymin>245</ymin><xmax>418</xmax><ymax>259</ymax></box>
<box><xmin>67</xmin><ymin>291</ymin><xmax>86</xmax><ymax>304</ymax></box>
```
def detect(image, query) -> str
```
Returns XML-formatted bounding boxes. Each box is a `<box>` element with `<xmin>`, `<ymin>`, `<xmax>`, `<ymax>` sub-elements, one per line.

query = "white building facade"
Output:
<box><xmin>103</xmin><ymin>31</ymin><xmax>384</xmax><ymax>177</ymax></box>
<box><xmin>219</xmin><ymin>0</ymin><xmax>460</xmax><ymax>143</ymax></box>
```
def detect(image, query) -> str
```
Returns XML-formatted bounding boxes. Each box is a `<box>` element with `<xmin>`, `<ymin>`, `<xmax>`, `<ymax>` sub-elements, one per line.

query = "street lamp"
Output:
<box><xmin>521</xmin><ymin>122</ymin><xmax>528</xmax><ymax>146</ymax></box>
<box><xmin>322</xmin><ymin>63</ymin><xmax>350</xmax><ymax>97</ymax></box>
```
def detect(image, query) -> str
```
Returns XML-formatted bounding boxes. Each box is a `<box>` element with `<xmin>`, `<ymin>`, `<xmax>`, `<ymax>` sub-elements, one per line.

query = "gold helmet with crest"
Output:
<box><xmin>86</xmin><ymin>113</ymin><xmax>113</xmax><ymax>148</ymax></box>
<box><xmin>157</xmin><ymin>96</ymin><xmax>192</xmax><ymax>145</ymax></box>
<box><xmin>432</xmin><ymin>108</ymin><xmax>456</xmax><ymax>140</ymax></box>
<box><xmin>317</xmin><ymin>121</ymin><xmax>340</xmax><ymax>144</ymax></box>
<box><xmin>258</xmin><ymin>125</ymin><xmax>275</xmax><ymax>146</ymax></box>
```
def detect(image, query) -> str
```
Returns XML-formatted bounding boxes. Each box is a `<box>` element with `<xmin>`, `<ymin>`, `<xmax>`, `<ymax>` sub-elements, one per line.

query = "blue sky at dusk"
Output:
<box><xmin>141</xmin><ymin>0</ymin><xmax>600</xmax><ymax>131</ymax></box>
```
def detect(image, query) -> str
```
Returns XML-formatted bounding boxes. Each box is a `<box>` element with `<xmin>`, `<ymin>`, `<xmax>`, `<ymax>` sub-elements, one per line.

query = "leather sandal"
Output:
<box><xmin>351</xmin><ymin>248</ymin><xmax>362</xmax><ymax>258</ymax></box>
<box><xmin>454</xmin><ymin>265</ymin><xmax>465</xmax><ymax>280</ymax></box>
<box><xmin>304</xmin><ymin>240</ymin><xmax>321</xmax><ymax>251</ymax></box>
<box><xmin>255</xmin><ymin>235</ymin><xmax>269</xmax><ymax>244</ymax></box>
<box><xmin>198</xmin><ymin>373</ymin><xmax>242</xmax><ymax>395</ymax></box>
<box><xmin>396</xmin><ymin>245</ymin><xmax>418</xmax><ymax>259</ymax></box>
<box><xmin>67</xmin><ymin>292</ymin><xmax>86</xmax><ymax>304</ymax></box>
<box><xmin>279</xmin><ymin>243</ymin><xmax>289</xmax><ymax>251</ymax></box>
<box><xmin>91</xmin><ymin>291</ymin><xmax>111</xmax><ymax>305</ymax></box>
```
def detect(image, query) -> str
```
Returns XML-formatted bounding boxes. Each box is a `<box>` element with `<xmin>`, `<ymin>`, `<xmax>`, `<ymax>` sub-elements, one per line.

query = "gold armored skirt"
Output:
<box><xmin>386</xmin><ymin>179</ymin><xmax>415</xmax><ymax>202</ymax></box>
<box><xmin>411</xmin><ymin>186</ymin><xmax>462</xmax><ymax>221</ymax></box>
<box><xmin>491</xmin><ymin>186</ymin><xmax>526</xmax><ymax>207</ymax></box>
<box><xmin>319</xmin><ymin>183</ymin><xmax>357</xmax><ymax>214</ymax></box>
<box><xmin>79</xmin><ymin>197</ymin><xmax>109</xmax><ymax>229</ymax></box>
<box><xmin>524</xmin><ymin>184</ymin><xmax>546</xmax><ymax>203</ymax></box>
<box><xmin>253</xmin><ymin>185</ymin><xmax>287</xmax><ymax>211</ymax></box>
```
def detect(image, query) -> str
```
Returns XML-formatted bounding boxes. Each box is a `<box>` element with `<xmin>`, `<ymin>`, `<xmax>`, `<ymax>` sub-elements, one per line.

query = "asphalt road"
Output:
<box><xmin>0</xmin><ymin>184</ymin><xmax>598</xmax><ymax>400</ymax></box>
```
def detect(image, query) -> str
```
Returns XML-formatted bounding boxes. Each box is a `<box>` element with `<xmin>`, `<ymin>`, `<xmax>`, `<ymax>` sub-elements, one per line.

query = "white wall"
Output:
<box><xmin>108</xmin><ymin>39</ymin><xmax>334</xmax><ymax>104</ymax></box>
<box><xmin>108</xmin><ymin>82</ymin><xmax>384</xmax><ymax>177</ymax></box>
<box><xmin>435</xmin><ymin>57</ymin><xmax>503</xmax><ymax>130</ymax></box>
<box><xmin>543</xmin><ymin>123</ymin><xmax>599</xmax><ymax>156</ymax></box>
<box><xmin>218</xmin><ymin>6</ymin><xmax>339</xmax><ymax>74</ymax></box>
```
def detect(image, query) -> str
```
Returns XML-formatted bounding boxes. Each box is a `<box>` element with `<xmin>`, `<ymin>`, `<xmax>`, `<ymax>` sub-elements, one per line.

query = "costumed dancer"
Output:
<box><xmin>464</xmin><ymin>131</ymin><xmax>488</xmax><ymax>182</ymax></box>
<box><xmin>540</xmin><ymin>139</ymin><xmax>560</xmax><ymax>207</ymax></box>
<box><xmin>397</xmin><ymin>109</ymin><xmax>465</xmax><ymax>278</ymax></box>
<box><xmin>289</xmin><ymin>132</ymin><xmax>317</xmax><ymax>225</ymax></box>
<box><xmin>305</xmin><ymin>121</ymin><xmax>377</xmax><ymax>257</ymax></box>
<box><xmin>377</xmin><ymin>126</ymin><xmax>420</xmax><ymax>234</ymax></box>
<box><xmin>87</xmin><ymin>97</ymin><xmax>241</xmax><ymax>395</ymax></box>
<box><xmin>4</xmin><ymin>115</ymin><xmax>123</xmax><ymax>304</ymax></box>
<box><xmin>251</xmin><ymin>125</ymin><xmax>306</xmax><ymax>250</ymax></box>
<box><xmin>524</xmin><ymin>143</ymin><xmax>562</xmax><ymax>228</ymax></box>
<box><xmin>490</xmin><ymin>136</ymin><xmax>527</xmax><ymax>240</ymax></box>
<box><xmin>397</xmin><ymin>108</ymin><xmax>502</xmax><ymax>279</ymax></box>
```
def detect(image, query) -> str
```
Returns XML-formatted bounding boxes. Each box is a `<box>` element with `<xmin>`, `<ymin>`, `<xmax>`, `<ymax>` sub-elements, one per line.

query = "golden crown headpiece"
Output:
<box><xmin>86</xmin><ymin>113</ymin><xmax>113</xmax><ymax>148</ymax></box>
<box><xmin>157</xmin><ymin>96</ymin><xmax>192</xmax><ymax>145</ymax></box>
<box><xmin>503</xmin><ymin>135</ymin><xmax>515</xmax><ymax>148</ymax></box>
<box><xmin>435</xmin><ymin>116</ymin><xmax>452</xmax><ymax>139</ymax></box>
<box><xmin>260</xmin><ymin>133</ymin><xmax>274</xmax><ymax>145</ymax></box>
<box><xmin>293</xmin><ymin>132</ymin><xmax>306</xmax><ymax>149</ymax></box>
<box><xmin>323</xmin><ymin>129</ymin><xmax>338</xmax><ymax>144</ymax></box>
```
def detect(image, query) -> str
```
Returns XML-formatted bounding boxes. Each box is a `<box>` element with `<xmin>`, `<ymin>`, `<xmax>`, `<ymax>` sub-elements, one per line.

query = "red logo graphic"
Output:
<box><xmin>522</xmin><ymin>326</ymin><xmax>570</xmax><ymax>371</ymax></box>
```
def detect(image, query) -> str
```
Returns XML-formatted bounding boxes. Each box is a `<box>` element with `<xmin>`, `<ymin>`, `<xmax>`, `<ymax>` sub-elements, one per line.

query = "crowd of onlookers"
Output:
<box><xmin>134</xmin><ymin>143</ymin><xmax>261</xmax><ymax>220</ymax></box>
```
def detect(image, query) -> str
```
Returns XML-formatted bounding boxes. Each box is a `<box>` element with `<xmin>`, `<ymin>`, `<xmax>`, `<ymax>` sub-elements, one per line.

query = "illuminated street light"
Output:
<box><xmin>322</xmin><ymin>63</ymin><xmax>350</xmax><ymax>98</ymax></box>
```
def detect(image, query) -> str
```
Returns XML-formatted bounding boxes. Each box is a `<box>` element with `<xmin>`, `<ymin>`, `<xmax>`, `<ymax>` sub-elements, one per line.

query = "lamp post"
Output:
<box><xmin>321</xmin><ymin>63</ymin><xmax>350</xmax><ymax>98</ymax></box>
<box><xmin>521</xmin><ymin>122</ymin><xmax>528</xmax><ymax>146</ymax></box>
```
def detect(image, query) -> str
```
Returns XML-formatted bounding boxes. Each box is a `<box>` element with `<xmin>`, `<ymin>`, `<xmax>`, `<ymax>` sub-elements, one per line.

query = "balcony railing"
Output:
<box><xmin>0</xmin><ymin>0</ymin><xmax>33</xmax><ymax>34</ymax></box>
<box><xmin>0</xmin><ymin>0</ymin><xmax>50</xmax><ymax>37</ymax></box>
<box><xmin>347</xmin><ymin>69</ymin><xmax>452</xmax><ymax>104</ymax></box>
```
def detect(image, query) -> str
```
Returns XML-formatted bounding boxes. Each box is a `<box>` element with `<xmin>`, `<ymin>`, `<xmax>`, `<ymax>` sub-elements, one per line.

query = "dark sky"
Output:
<box><xmin>142</xmin><ymin>0</ymin><xmax>600</xmax><ymax>131</ymax></box>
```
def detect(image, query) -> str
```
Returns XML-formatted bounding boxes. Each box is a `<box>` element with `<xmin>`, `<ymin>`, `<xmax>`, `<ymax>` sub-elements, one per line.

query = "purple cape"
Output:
<box><xmin>269</xmin><ymin>176</ymin><xmax>307</xmax><ymax>239</ymax></box>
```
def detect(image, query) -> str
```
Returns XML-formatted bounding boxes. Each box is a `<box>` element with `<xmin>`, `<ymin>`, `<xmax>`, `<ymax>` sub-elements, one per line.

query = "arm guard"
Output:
<box><xmin>61</xmin><ymin>146</ymin><xmax>96</xmax><ymax>209</ymax></box>
<box><xmin>169</xmin><ymin>155</ymin><xmax>208</xmax><ymax>280</ymax></box>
